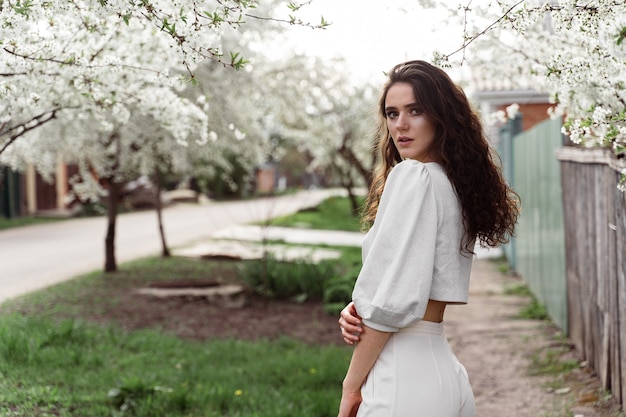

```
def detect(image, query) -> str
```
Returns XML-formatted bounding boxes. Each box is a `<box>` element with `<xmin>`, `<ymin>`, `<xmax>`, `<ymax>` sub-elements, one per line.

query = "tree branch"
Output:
<box><xmin>2</xmin><ymin>47</ymin><xmax>166</xmax><ymax>75</ymax></box>
<box><xmin>444</xmin><ymin>0</ymin><xmax>524</xmax><ymax>62</ymax></box>
<box><xmin>337</xmin><ymin>131</ymin><xmax>372</xmax><ymax>187</ymax></box>
<box><xmin>0</xmin><ymin>108</ymin><xmax>63</xmax><ymax>155</ymax></box>
<box><xmin>243</xmin><ymin>12</ymin><xmax>329</xmax><ymax>29</ymax></box>
<box><xmin>0</xmin><ymin>72</ymin><xmax>28</xmax><ymax>77</ymax></box>
<box><xmin>445</xmin><ymin>0</ymin><xmax>626</xmax><ymax>62</ymax></box>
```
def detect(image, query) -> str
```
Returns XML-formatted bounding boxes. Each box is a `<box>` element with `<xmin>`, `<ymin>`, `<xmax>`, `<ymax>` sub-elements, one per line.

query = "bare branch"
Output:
<box><xmin>445</xmin><ymin>0</ymin><xmax>626</xmax><ymax>62</ymax></box>
<box><xmin>0</xmin><ymin>72</ymin><xmax>28</xmax><ymax>77</ymax></box>
<box><xmin>243</xmin><ymin>12</ymin><xmax>329</xmax><ymax>30</ymax></box>
<box><xmin>444</xmin><ymin>0</ymin><xmax>524</xmax><ymax>62</ymax></box>
<box><xmin>2</xmin><ymin>47</ymin><xmax>166</xmax><ymax>75</ymax></box>
<box><xmin>0</xmin><ymin>108</ymin><xmax>64</xmax><ymax>155</ymax></box>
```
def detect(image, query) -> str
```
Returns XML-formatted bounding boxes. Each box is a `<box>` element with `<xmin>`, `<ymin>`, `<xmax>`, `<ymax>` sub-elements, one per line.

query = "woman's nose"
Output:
<box><xmin>396</xmin><ymin>112</ymin><xmax>408</xmax><ymax>130</ymax></box>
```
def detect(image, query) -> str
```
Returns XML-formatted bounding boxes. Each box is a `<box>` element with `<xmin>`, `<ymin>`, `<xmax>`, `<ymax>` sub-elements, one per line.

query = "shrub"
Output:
<box><xmin>238</xmin><ymin>255</ymin><xmax>334</xmax><ymax>302</ymax></box>
<box><xmin>323</xmin><ymin>275</ymin><xmax>358</xmax><ymax>315</ymax></box>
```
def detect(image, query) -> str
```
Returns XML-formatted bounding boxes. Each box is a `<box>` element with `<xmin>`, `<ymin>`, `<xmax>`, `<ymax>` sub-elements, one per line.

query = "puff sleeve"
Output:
<box><xmin>352</xmin><ymin>160</ymin><xmax>438</xmax><ymax>332</ymax></box>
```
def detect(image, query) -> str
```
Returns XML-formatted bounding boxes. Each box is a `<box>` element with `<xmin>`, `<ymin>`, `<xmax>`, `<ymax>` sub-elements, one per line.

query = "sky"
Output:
<box><xmin>279</xmin><ymin>0</ymin><xmax>467</xmax><ymax>84</ymax></box>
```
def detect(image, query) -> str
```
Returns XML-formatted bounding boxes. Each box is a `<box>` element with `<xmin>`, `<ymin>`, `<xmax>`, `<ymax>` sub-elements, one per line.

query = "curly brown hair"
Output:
<box><xmin>363</xmin><ymin>60</ymin><xmax>519</xmax><ymax>251</ymax></box>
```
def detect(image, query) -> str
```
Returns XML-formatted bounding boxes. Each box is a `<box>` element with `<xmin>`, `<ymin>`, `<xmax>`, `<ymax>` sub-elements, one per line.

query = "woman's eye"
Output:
<box><xmin>386</xmin><ymin>111</ymin><xmax>398</xmax><ymax>119</ymax></box>
<box><xmin>410</xmin><ymin>108</ymin><xmax>422</xmax><ymax>115</ymax></box>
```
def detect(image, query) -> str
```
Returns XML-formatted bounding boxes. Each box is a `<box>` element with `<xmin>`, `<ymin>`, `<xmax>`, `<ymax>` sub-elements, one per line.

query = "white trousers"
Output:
<box><xmin>357</xmin><ymin>320</ymin><xmax>476</xmax><ymax>417</ymax></box>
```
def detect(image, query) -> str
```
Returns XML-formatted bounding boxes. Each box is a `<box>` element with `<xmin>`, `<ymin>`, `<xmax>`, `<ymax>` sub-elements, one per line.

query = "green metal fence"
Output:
<box><xmin>499</xmin><ymin>117</ymin><xmax>568</xmax><ymax>331</ymax></box>
<box><xmin>498</xmin><ymin>115</ymin><xmax>522</xmax><ymax>272</ymax></box>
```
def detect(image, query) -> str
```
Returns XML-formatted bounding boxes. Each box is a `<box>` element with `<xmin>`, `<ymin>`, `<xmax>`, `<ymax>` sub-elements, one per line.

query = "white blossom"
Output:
<box><xmin>441</xmin><ymin>0</ymin><xmax>626</xmax><ymax>160</ymax></box>
<box><xmin>234</xmin><ymin>129</ymin><xmax>247</xmax><ymax>141</ymax></box>
<box><xmin>0</xmin><ymin>0</ymin><xmax>276</xmax><ymax>200</ymax></box>
<box><xmin>506</xmin><ymin>103</ymin><xmax>520</xmax><ymax>120</ymax></box>
<box><xmin>487</xmin><ymin>110</ymin><xmax>508</xmax><ymax>126</ymax></box>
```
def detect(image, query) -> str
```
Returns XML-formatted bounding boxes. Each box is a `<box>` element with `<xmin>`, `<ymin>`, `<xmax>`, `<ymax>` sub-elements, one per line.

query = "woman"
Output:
<box><xmin>337</xmin><ymin>60</ymin><xmax>519</xmax><ymax>417</ymax></box>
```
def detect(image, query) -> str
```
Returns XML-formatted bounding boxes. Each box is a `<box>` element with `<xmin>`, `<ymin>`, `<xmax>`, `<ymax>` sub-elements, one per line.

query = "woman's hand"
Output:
<box><xmin>338</xmin><ymin>302</ymin><xmax>363</xmax><ymax>345</ymax></box>
<box><xmin>337</xmin><ymin>386</ymin><xmax>361</xmax><ymax>417</ymax></box>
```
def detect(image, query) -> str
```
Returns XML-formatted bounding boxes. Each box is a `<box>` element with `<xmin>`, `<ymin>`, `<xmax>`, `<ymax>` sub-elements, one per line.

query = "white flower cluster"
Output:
<box><xmin>487</xmin><ymin>103</ymin><xmax>521</xmax><ymax>126</ymax></box>
<box><xmin>0</xmin><ymin>0</ymin><xmax>261</xmax><ymax>199</ymax></box>
<box><xmin>0</xmin><ymin>0</ymin><xmax>230</xmax><ymax>148</ymax></box>
<box><xmin>0</xmin><ymin>0</ymin><xmax>354</xmax><ymax>201</ymax></box>
<box><xmin>446</xmin><ymin>0</ymin><xmax>626</xmax><ymax>158</ymax></box>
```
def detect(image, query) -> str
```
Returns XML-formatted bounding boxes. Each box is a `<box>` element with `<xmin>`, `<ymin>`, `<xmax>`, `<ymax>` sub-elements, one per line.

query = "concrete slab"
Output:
<box><xmin>174</xmin><ymin>240</ymin><xmax>260</xmax><ymax>259</ymax></box>
<box><xmin>270</xmin><ymin>246</ymin><xmax>342</xmax><ymax>263</ymax></box>
<box><xmin>209</xmin><ymin>225</ymin><xmax>365</xmax><ymax>247</ymax></box>
<box><xmin>173</xmin><ymin>240</ymin><xmax>342</xmax><ymax>263</ymax></box>
<box><xmin>136</xmin><ymin>284</ymin><xmax>247</xmax><ymax>308</ymax></box>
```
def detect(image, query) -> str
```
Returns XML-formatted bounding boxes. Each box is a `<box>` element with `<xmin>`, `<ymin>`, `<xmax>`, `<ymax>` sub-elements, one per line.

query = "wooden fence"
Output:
<box><xmin>557</xmin><ymin>147</ymin><xmax>626</xmax><ymax>410</ymax></box>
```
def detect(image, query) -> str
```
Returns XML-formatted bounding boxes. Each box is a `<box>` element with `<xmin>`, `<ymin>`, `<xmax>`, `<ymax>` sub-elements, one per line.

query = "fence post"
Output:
<box><xmin>498</xmin><ymin>114</ymin><xmax>522</xmax><ymax>272</ymax></box>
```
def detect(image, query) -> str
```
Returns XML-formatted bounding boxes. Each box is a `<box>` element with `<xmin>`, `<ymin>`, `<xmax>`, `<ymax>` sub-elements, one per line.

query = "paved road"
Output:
<box><xmin>0</xmin><ymin>189</ymin><xmax>342</xmax><ymax>304</ymax></box>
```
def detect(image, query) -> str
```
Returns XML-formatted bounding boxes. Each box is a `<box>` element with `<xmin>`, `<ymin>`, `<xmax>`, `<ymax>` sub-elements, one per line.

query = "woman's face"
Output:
<box><xmin>384</xmin><ymin>82</ymin><xmax>438</xmax><ymax>162</ymax></box>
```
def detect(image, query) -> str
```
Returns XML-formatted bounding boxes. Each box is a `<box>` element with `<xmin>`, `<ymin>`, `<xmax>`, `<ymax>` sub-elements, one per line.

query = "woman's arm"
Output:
<box><xmin>338</xmin><ymin>325</ymin><xmax>391</xmax><ymax>417</ymax></box>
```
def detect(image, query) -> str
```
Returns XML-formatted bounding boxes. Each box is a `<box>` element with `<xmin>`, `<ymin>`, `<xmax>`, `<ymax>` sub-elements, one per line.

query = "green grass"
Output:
<box><xmin>517</xmin><ymin>296</ymin><xmax>550</xmax><ymax>321</ymax></box>
<box><xmin>0</xmin><ymin>216</ymin><xmax>64</xmax><ymax>231</ymax></box>
<box><xmin>504</xmin><ymin>282</ymin><xmax>533</xmax><ymax>297</ymax></box>
<box><xmin>489</xmin><ymin>254</ymin><xmax>512</xmax><ymax>275</ymax></box>
<box><xmin>267</xmin><ymin>196</ymin><xmax>364</xmax><ymax>232</ymax></box>
<box><xmin>528</xmin><ymin>348</ymin><xmax>579</xmax><ymax>377</ymax></box>
<box><xmin>0</xmin><ymin>251</ymin><xmax>361</xmax><ymax>416</ymax></box>
<box><xmin>0</xmin><ymin>196</ymin><xmax>367</xmax><ymax>416</ymax></box>
<box><xmin>4</xmin><ymin>250</ymin><xmax>362</xmax><ymax>323</ymax></box>
<box><xmin>2</xmin><ymin>256</ymin><xmax>242</xmax><ymax>320</ymax></box>
<box><xmin>498</xmin><ymin>273</ymin><xmax>548</xmax><ymax>321</ymax></box>
<box><xmin>0</xmin><ymin>314</ymin><xmax>349</xmax><ymax>417</ymax></box>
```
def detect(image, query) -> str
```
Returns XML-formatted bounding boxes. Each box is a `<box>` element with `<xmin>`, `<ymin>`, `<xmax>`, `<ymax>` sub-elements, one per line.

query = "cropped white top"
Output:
<box><xmin>352</xmin><ymin>159</ymin><xmax>474</xmax><ymax>332</ymax></box>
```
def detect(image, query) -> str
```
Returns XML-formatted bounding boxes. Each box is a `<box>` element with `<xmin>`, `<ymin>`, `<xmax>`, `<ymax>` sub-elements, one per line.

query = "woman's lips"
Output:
<box><xmin>397</xmin><ymin>136</ymin><xmax>413</xmax><ymax>145</ymax></box>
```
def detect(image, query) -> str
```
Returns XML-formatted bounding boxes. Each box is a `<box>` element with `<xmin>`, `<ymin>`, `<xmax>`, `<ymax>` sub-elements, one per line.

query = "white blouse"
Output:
<box><xmin>352</xmin><ymin>159</ymin><xmax>474</xmax><ymax>332</ymax></box>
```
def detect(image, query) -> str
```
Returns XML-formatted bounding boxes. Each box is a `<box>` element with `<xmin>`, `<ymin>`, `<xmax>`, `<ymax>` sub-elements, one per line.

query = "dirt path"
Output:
<box><xmin>445</xmin><ymin>259</ymin><xmax>556</xmax><ymax>416</ymax></box>
<box><xmin>447</xmin><ymin>259</ymin><xmax>622</xmax><ymax>417</ymax></box>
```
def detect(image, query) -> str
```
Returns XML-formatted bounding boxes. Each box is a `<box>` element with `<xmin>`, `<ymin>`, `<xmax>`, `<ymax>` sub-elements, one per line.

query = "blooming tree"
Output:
<box><xmin>0</xmin><ymin>0</ymin><xmax>327</xmax><ymax>155</ymax></box>
<box><xmin>0</xmin><ymin>0</ymin><xmax>327</xmax><ymax>270</ymax></box>
<box><xmin>427</xmin><ymin>0</ymin><xmax>626</xmax><ymax>188</ymax></box>
<box><xmin>254</xmin><ymin>53</ymin><xmax>379</xmax><ymax>208</ymax></box>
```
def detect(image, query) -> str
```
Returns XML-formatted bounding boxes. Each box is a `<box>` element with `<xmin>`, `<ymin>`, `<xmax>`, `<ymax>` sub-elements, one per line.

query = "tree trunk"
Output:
<box><xmin>154</xmin><ymin>168</ymin><xmax>170</xmax><ymax>257</ymax></box>
<box><xmin>338</xmin><ymin>131</ymin><xmax>373</xmax><ymax>188</ymax></box>
<box><xmin>104</xmin><ymin>180</ymin><xmax>120</xmax><ymax>272</ymax></box>
<box><xmin>346</xmin><ymin>186</ymin><xmax>359</xmax><ymax>214</ymax></box>
<box><xmin>0</xmin><ymin>168</ymin><xmax>5</xmax><ymax>206</ymax></box>
<box><xmin>333</xmin><ymin>161</ymin><xmax>360</xmax><ymax>215</ymax></box>
<box><xmin>343</xmin><ymin>175</ymin><xmax>360</xmax><ymax>215</ymax></box>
